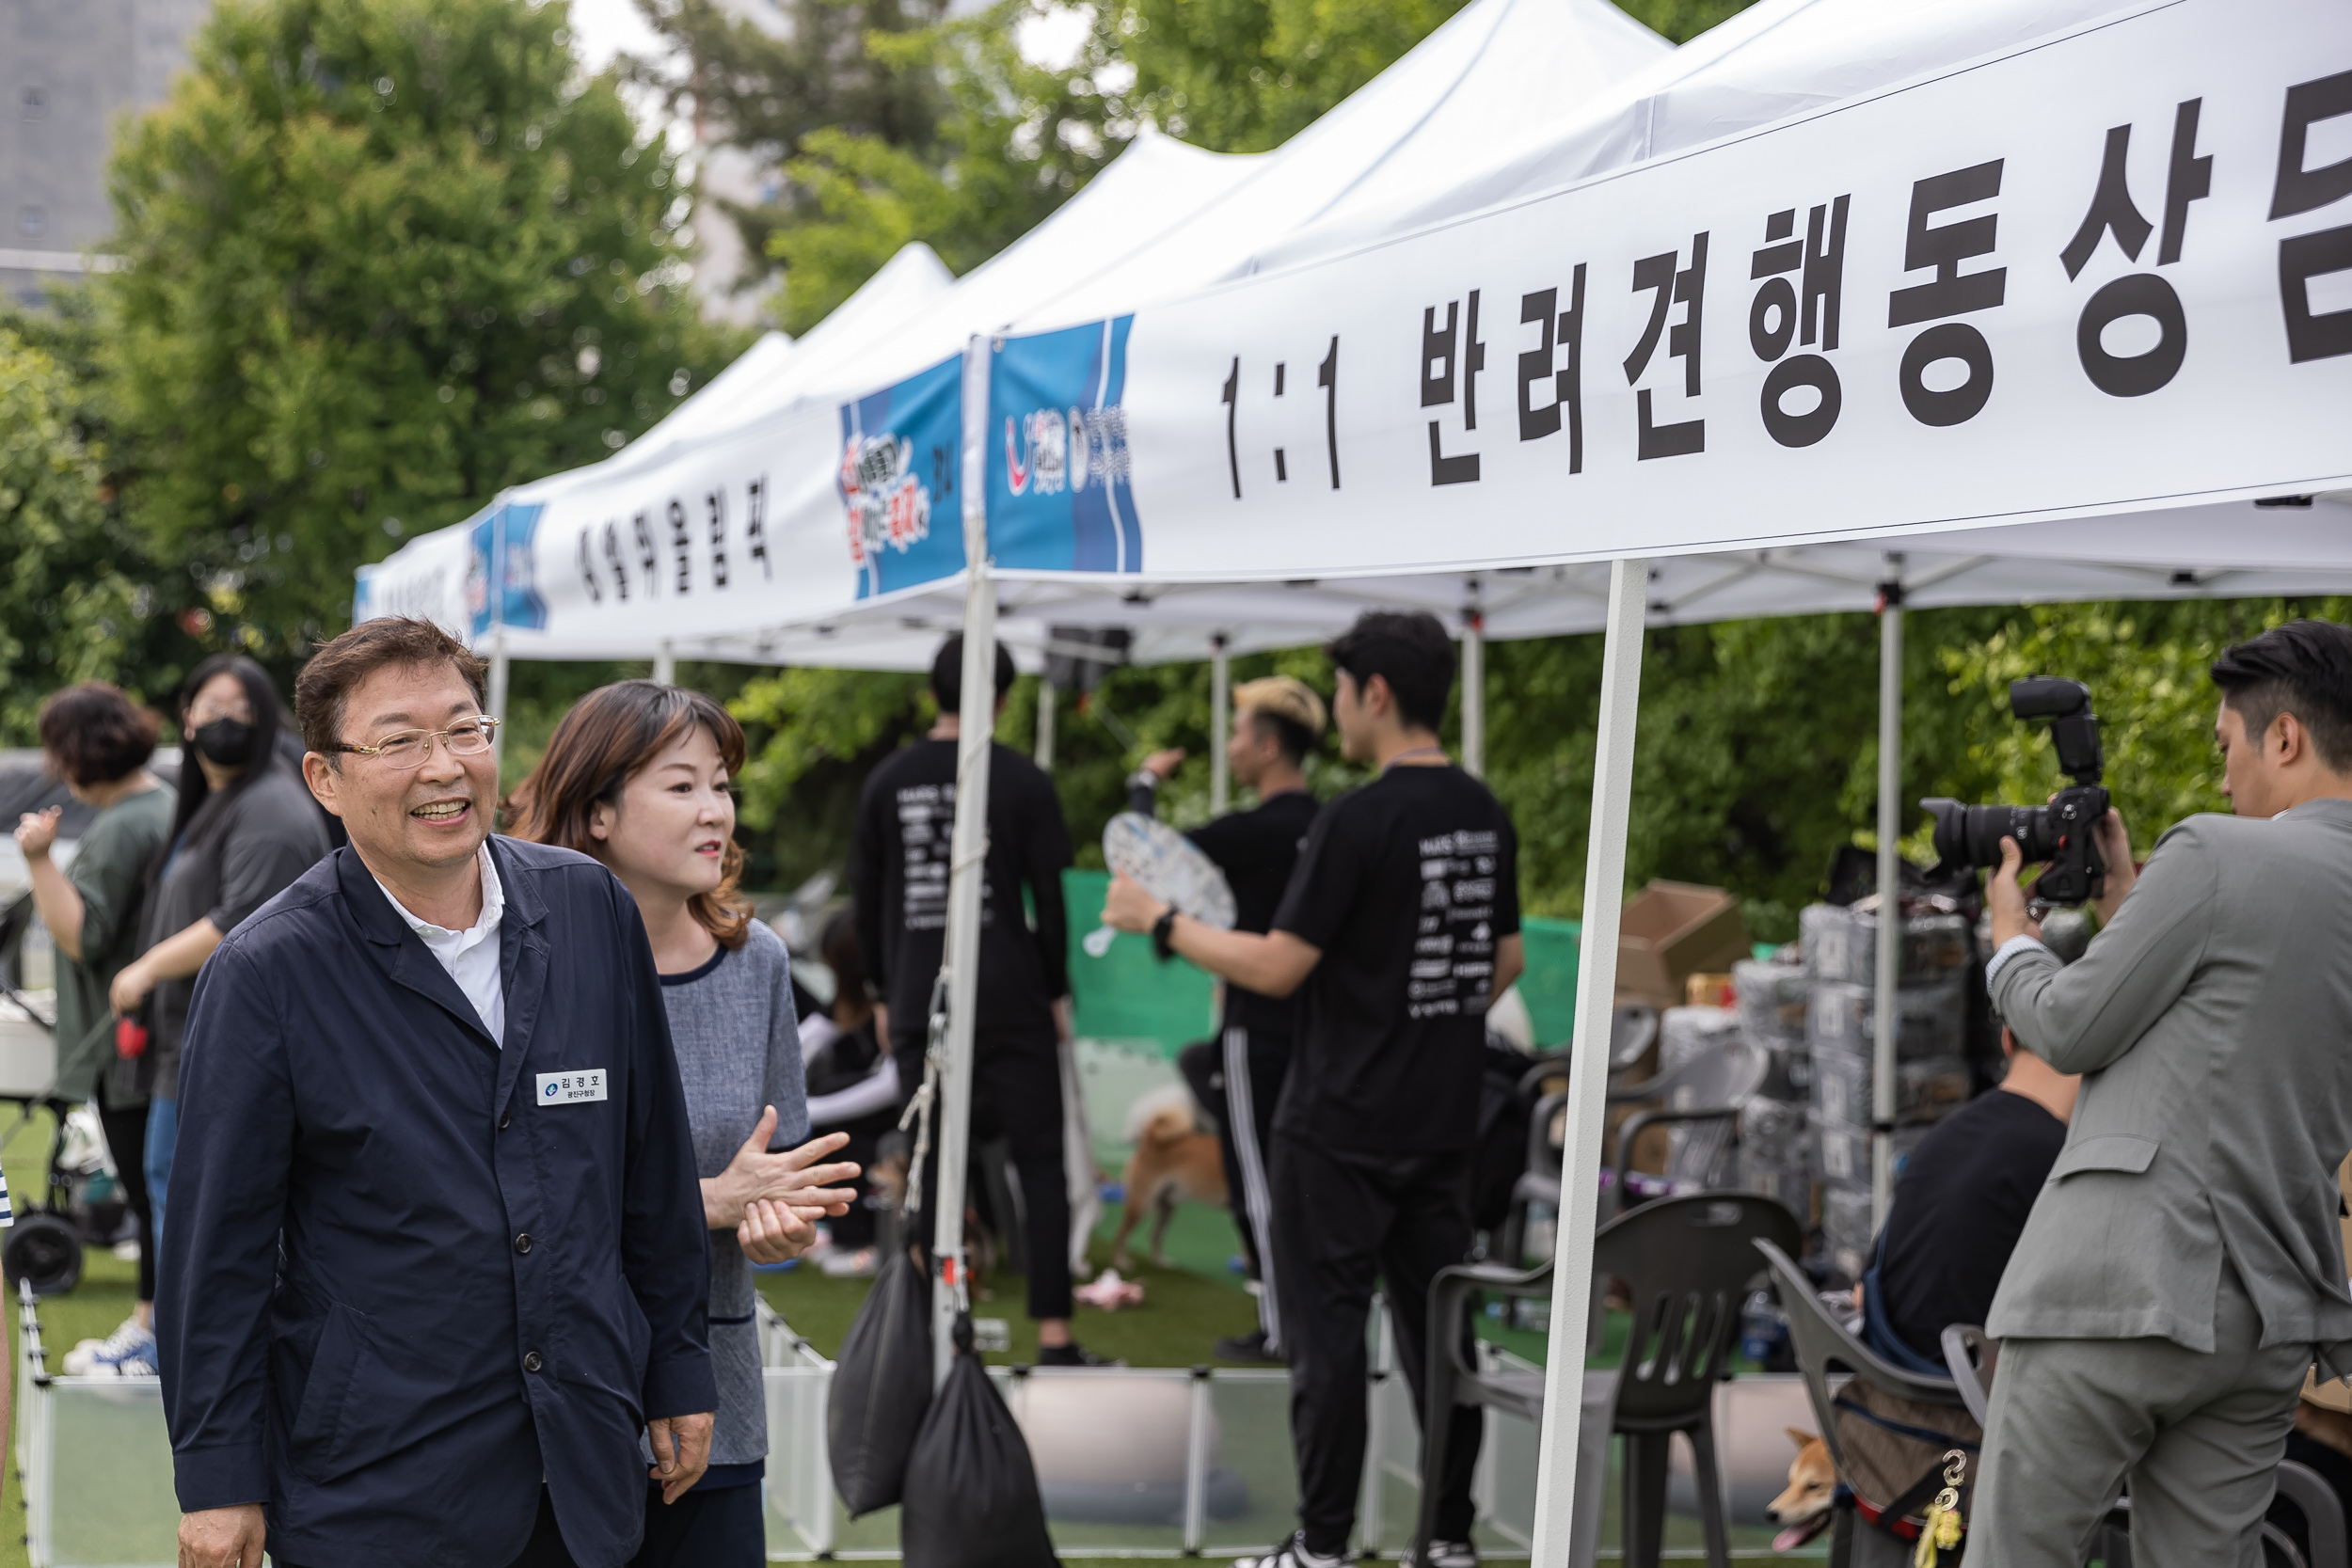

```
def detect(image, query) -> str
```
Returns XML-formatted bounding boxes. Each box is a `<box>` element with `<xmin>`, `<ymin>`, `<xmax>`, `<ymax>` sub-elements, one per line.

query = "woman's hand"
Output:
<box><xmin>14</xmin><ymin>807</ymin><xmax>60</xmax><ymax>861</ymax></box>
<box><xmin>701</xmin><ymin>1111</ymin><xmax>860</xmax><ymax>1230</ymax></box>
<box><xmin>110</xmin><ymin>956</ymin><xmax>156</xmax><ymax>1016</ymax></box>
<box><xmin>738</xmin><ymin>1197</ymin><xmax>820</xmax><ymax>1264</ymax></box>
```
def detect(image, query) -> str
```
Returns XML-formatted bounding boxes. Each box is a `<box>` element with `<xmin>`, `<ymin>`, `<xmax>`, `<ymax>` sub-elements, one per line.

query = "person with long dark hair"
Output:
<box><xmin>510</xmin><ymin>679</ymin><xmax>857</xmax><ymax>1568</ymax></box>
<box><xmin>15</xmin><ymin>683</ymin><xmax>173</xmax><ymax>1376</ymax></box>
<box><xmin>111</xmin><ymin>654</ymin><xmax>329</xmax><ymax>1255</ymax></box>
<box><xmin>799</xmin><ymin>911</ymin><xmax>903</xmax><ymax>1279</ymax></box>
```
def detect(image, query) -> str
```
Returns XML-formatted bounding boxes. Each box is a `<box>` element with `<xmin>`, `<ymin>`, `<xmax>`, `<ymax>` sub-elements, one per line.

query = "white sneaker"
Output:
<box><xmin>820</xmin><ymin>1246</ymin><xmax>878</xmax><ymax>1278</ymax></box>
<box><xmin>62</xmin><ymin>1317</ymin><xmax>154</xmax><ymax>1377</ymax></box>
<box><xmin>1405</xmin><ymin>1541</ymin><xmax>1478</xmax><ymax>1568</ymax></box>
<box><xmin>1235</xmin><ymin>1532</ymin><xmax>1345</xmax><ymax>1568</ymax></box>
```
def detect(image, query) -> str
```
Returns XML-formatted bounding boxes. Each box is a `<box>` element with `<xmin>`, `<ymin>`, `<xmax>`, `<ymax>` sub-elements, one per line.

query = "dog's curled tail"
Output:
<box><xmin>1123</xmin><ymin>1083</ymin><xmax>1202</xmax><ymax>1147</ymax></box>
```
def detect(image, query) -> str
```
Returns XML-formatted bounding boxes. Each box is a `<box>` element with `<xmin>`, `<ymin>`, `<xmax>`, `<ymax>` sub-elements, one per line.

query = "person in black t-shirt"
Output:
<box><xmin>1105</xmin><ymin>611</ymin><xmax>1522</xmax><ymax>1568</ymax></box>
<box><xmin>1128</xmin><ymin>675</ymin><xmax>1327</xmax><ymax>1365</ymax></box>
<box><xmin>1861</xmin><ymin>1023</ymin><xmax>2079</xmax><ymax>1372</ymax></box>
<box><xmin>850</xmin><ymin>637</ymin><xmax>1109</xmax><ymax>1366</ymax></box>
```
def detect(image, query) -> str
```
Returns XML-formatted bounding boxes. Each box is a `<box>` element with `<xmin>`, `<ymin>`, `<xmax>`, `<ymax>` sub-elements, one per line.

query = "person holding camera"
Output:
<box><xmin>1966</xmin><ymin>620</ymin><xmax>2352</xmax><ymax>1568</ymax></box>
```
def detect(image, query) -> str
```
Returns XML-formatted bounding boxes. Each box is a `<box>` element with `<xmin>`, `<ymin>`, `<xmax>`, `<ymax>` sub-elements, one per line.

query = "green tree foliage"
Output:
<box><xmin>101</xmin><ymin>0</ymin><xmax>739</xmax><ymax>663</ymax></box>
<box><xmin>1105</xmin><ymin>0</ymin><xmax>1469</xmax><ymax>152</ymax></box>
<box><xmin>764</xmin><ymin>2</ymin><xmax>1130</xmax><ymax>332</ymax></box>
<box><xmin>628</xmin><ymin>0</ymin><xmax>949</xmax><ymax>293</ymax></box>
<box><xmin>1471</xmin><ymin>598</ymin><xmax>2349</xmax><ymax>942</ymax></box>
<box><xmin>0</xmin><ymin>328</ymin><xmax>152</xmax><ymax>738</ymax></box>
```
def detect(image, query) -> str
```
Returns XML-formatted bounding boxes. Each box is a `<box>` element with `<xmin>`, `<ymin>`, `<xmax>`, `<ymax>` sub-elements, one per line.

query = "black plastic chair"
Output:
<box><xmin>1498</xmin><ymin>1004</ymin><xmax>1657</xmax><ymax>1265</ymax></box>
<box><xmin>1502</xmin><ymin>1024</ymin><xmax>1768</xmax><ymax>1265</ymax></box>
<box><xmin>1941</xmin><ymin>1323</ymin><xmax>2344</xmax><ymax>1568</ymax></box>
<box><xmin>1417</xmin><ymin>1192</ymin><xmax>1802</xmax><ymax>1568</ymax></box>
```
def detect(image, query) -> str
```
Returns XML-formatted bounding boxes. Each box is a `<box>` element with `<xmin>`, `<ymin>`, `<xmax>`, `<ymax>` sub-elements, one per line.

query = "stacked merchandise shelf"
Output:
<box><xmin>1801</xmin><ymin>901</ymin><xmax>1975</xmax><ymax>1280</ymax></box>
<box><xmin>1729</xmin><ymin>954</ymin><xmax>1811</xmax><ymax>1219</ymax></box>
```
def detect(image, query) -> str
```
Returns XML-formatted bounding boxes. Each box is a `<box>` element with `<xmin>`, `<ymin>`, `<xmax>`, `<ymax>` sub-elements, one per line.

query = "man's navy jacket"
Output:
<box><xmin>157</xmin><ymin>835</ymin><xmax>717</xmax><ymax>1568</ymax></box>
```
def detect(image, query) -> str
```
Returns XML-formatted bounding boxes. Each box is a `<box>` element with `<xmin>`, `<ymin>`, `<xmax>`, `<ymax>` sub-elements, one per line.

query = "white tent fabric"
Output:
<box><xmin>1025</xmin><ymin>0</ymin><xmax>1674</xmax><ymax>332</ymax></box>
<box><xmin>354</xmin><ymin>0</ymin><xmax>1676</xmax><ymax>661</ymax></box>
<box><xmin>648</xmin><ymin>491</ymin><xmax>2352</xmax><ymax>672</ymax></box>
<box><xmin>349</xmin><ymin>243</ymin><xmax>958</xmax><ymax>641</ymax></box>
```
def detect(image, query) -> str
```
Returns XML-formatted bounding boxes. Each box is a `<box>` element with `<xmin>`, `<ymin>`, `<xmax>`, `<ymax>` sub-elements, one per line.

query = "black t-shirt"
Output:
<box><xmin>850</xmin><ymin>738</ymin><xmax>1073</xmax><ymax>1053</ymax></box>
<box><xmin>1184</xmin><ymin>790</ymin><xmax>1319</xmax><ymax>1041</ymax></box>
<box><xmin>1270</xmin><ymin>765</ymin><xmax>1519</xmax><ymax>1156</ymax></box>
<box><xmin>1876</xmin><ymin>1087</ymin><xmax>2069</xmax><ymax>1362</ymax></box>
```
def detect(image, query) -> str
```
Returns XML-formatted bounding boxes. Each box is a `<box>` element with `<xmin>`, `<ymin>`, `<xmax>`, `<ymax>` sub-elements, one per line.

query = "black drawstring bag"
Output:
<box><xmin>828</xmin><ymin>1244</ymin><xmax>935</xmax><ymax>1515</ymax></box>
<box><xmin>899</xmin><ymin>1316</ymin><xmax>1057</xmax><ymax>1568</ymax></box>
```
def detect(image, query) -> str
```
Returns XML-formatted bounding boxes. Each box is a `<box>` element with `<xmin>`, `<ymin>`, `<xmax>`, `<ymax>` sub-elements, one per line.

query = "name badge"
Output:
<box><xmin>536</xmin><ymin>1070</ymin><xmax>608</xmax><ymax>1106</ymax></box>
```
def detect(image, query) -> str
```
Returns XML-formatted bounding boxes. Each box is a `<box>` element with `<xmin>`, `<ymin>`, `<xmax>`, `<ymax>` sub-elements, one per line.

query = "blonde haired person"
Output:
<box><xmin>1127</xmin><ymin>673</ymin><xmax>1327</xmax><ymax>1364</ymax></box>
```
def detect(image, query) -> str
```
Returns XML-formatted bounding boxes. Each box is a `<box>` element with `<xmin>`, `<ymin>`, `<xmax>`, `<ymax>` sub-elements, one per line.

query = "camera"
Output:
<box><xmin>1920</xmin><ymin>676</ymin><xmax>2111</xmax><ymax>906</ymax></box>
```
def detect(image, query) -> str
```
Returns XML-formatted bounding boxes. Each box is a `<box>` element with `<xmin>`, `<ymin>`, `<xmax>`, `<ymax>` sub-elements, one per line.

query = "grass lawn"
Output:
<box><xmin>0</xmin><ymin>1109</ymin><xmax>1823</xmax><ymax>1564</ymax></box>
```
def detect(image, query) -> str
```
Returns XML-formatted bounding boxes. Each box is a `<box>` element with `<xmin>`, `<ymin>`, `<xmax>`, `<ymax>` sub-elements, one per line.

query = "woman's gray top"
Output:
<box><xmin>658</xmin><ymin>917</ymin><xmax>807</xmax><ymax>1472</ymax></box>
<box><xmin>140</xmin><ymin>761</ymin><xmax>331</xmax><ymax>1098</ymax></box>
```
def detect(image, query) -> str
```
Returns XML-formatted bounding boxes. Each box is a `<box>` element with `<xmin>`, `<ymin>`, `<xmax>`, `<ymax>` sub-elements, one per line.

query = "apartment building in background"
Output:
<box><xmin>1</xmin><ymin>0</ymin><xmax>214</xmax><ymax>306</ymax></box>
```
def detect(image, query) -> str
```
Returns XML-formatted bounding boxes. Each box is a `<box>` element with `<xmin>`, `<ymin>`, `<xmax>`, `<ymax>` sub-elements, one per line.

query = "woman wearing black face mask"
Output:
<box><xmin>110</xmin><ymin>655</ymin><xmax>329</xmax><ymax>1274</ymax></box>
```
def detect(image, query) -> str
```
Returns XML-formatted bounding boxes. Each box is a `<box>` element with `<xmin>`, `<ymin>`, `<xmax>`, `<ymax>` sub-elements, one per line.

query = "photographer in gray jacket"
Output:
<box><xmin>1968</xmin><ymin>620</ymin><xmax>2352</xmax><ymax>1568</ymax></box>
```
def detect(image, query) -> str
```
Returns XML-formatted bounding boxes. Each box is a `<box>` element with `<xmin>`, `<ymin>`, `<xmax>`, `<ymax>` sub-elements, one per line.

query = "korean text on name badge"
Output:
<box><xmin>536</xmin><ymin>1070</ymin><xmax>609</xmax><ymax>1105</ymax></box>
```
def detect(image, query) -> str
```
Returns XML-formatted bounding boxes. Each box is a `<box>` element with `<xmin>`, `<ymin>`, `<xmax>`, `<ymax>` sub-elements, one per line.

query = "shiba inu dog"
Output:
<box><xmin>1767</xmin><ymin>1427</ymin><xmax>1837</xmax><ymax>1551</ymax></box>
<box><xmin>1111</xmin><ymin>1085</ymin><xmax>1229</xmax><ymax>1269</ymax></box>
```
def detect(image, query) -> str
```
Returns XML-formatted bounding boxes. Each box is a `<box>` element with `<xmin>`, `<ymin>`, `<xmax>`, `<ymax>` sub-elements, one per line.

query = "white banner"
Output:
<box><xmin>358</xmin><ymin>0</ymin><xmax>2352</xmax><ymax>663</ymax></box>
<box><xmin>1108</xmin><ymin>0</ymin><xmax>2352</xmax><ymax>579</ymax></box>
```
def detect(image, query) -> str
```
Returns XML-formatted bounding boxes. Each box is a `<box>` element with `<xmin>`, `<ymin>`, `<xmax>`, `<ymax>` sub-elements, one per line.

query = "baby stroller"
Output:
<box><xmin>0</xmin><ymin>892</ymin><xmax>124</xmax><ymax>1296</ymax></box>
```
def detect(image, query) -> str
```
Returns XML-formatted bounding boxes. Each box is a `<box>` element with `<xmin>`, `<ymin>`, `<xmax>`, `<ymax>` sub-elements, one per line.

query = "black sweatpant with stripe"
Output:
<box><xmin>1273</xmin><ymin>1134</ymin><xmax>1483</xmax><ymax>1557</ymax></box>
<box><xmin>1178</xmin><ymin>1025</ymin><xmax>1290</xmax><ymax>1350</ymax></box>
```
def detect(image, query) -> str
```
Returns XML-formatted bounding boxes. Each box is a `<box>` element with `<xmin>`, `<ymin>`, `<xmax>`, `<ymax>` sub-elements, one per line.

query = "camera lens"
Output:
<box><xmin>1921</xmin><ymin>799</ymin><xmax>2053</xmax><ymax>867</ymax></box>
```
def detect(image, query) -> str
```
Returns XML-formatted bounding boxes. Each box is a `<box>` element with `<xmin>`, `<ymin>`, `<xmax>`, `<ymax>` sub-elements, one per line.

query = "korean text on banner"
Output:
<box><xmin>1104</xmin><ymin>5</ymin><xmax>2352</xmax><ymax>581</ymax></box>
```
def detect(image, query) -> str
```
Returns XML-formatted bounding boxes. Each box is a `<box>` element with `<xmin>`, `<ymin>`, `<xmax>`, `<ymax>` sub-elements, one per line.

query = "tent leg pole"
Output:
<box><xmin>1035</xmin><ymin>678</ymin><xmax>1057</xmax><ymax>772</ymax></box>
<box><xmin>653</xmin><ymin>641</ymin><xmax>676</xmax><ymax>686</ymax></box>
<box><xmin>1210</xmin><ymin>634</ymin><xmax>1231</xmax><ymax>815</ymax></box>
<box><xmin>488</xmin><ymin>502</ymin><xmax>510</xmax><ymax>769</ymax></box>
<box><xmin>1530</xmin><ymin>558</ymin><xmax>1647</xmax><ymax>1568</ymax></box>
<box><xmin>1873</xmin><ymin>558</ymin><xmax>1905</xmax><ymax>1228</ymax></box>
<box><xmin>487</xmin><ymin>631</ymin><xmax>510</xmax><ymax>770</ymax></box>
<box><xmin>1462</xmin><ymin>609</ymin><xmax>1486</xmax><ymax>780</ymax></box>
<box><xmin>931</xmin><ymin>335</ymin><xmax>996</xmax><ymax>1381</ymax></box>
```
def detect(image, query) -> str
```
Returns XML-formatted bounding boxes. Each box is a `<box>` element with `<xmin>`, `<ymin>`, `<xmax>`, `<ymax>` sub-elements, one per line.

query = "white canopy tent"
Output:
<box><xmin>355</xmin><ymin>0</ymin><xmax>1679</xmax><ymax>667</ymax></box>
<box><xmin>358</xmin><ymin>0</ymin><xmax>2352</xmax><ymax>1553</ymax></box>
<box><xmin>821</xmin><ymin>4</ymin><xmax>2352</xmax><ymax>1556</ymax></box>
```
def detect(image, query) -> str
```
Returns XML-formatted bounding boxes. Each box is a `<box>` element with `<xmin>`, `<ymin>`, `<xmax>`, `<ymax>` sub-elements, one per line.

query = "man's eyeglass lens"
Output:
<box><xmin>366</xmin><ymin>721</ymin><xmax>497</xmax><ymax>768</ymax></box>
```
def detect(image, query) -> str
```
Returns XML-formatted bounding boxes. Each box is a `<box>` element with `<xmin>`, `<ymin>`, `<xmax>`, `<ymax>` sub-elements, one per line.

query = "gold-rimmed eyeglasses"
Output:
<box><xmin>333</xmin><ymin>717</ymin><xmax>501</xmax><ymax>770</ymax></box>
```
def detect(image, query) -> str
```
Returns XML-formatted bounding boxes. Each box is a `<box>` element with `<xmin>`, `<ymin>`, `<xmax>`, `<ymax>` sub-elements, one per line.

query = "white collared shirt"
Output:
<box><xmin>377</xmin><ymin>843</ymin><xmax>507</xmax><ymax>1044</ymax></box>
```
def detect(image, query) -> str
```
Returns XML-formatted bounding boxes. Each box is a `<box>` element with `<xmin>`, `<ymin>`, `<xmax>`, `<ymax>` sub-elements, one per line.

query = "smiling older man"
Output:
<box><xmin>158</xmin><ymin>617</ymin><xmax>716</xmax><ymax>1568</ymax></box>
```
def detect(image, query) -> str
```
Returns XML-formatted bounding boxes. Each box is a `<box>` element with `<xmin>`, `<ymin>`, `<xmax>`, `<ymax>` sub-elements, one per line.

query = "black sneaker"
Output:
<box><xmin>1214</xmin><ymin>1328</ymin><xmax>1285</xmax><ymax>1364</ymax></box>
<box><xmin>1037</xmin><ymin>1340</ymin><xmax>1125</xmax><ymax>1367</ymax></box>
<box><xmin>1235</xmin><ymin>1531</ymin><xmax>1345</xmax><ymax>1568</ymax></box>
<box><xmin>1403</xmin><ymin>1540</ymin><xmax>1478</xmax><ymax>1568</ymax></box>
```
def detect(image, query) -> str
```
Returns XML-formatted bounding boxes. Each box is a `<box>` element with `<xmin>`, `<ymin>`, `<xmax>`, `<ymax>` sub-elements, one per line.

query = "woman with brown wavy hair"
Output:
<box><xmin>509</xmin><ymin>680</ymin><xmax>858</xmax><ymax>1568</ymax></box>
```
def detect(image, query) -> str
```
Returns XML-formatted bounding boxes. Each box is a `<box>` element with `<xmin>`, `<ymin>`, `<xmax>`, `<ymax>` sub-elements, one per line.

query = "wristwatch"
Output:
<box><xmin>1151</xmin><ymin>907</ymin><xmax>1179</xmax><ymax>961</ymax></box>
